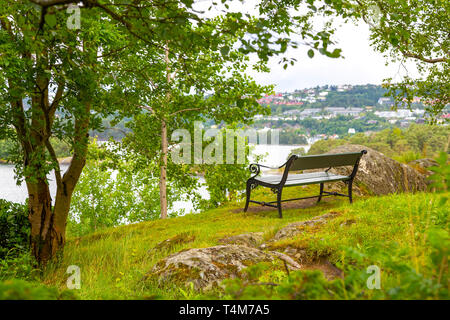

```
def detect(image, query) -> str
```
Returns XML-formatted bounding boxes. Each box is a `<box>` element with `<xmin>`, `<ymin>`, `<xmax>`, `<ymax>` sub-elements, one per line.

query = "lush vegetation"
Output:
<box><xmin>304</xmin><ymin>124</ymin><xmax>449</xmax><ymax>161</ymax></box>
<box><xmin>0</xmin><ymin>0</ymin><xmax>351</xmax><ymax>263</ymax></box>
<box><xmin>0</xmin><ymin>200</ymin><xmax>29</xmax><ymax>259</ymax></box>
<box><xmin>0</xmin><ymin>138</ymin><xmax>71</xmax><ymax>162</ymax></box>
<box><xmin>0</xmin><ymin>136</ymin><xmax>448</xmax><ymax>300</ymax></box>
<box><xmin>1</xmin><ymin>187</ymin><xmax>447</xmax><ymax>299</ymax></box>
<box><xmin>211</xmin><ymin>193</ymin><xmax>448</xmax><ymax>299</ymax></box>
<box><xmin>0</xmin><ymin>0</ymin><xmax>448</xmax><ymax>301</ymax></box>
<box><xmin>67</xmin><ymin>136</ymin><xmax>257</xmax><ymax>237</ymax></box>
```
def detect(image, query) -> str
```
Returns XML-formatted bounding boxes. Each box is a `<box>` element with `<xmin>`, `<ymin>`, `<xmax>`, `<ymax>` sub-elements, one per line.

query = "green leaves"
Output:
<box><xmin>307</xmin><ymin>49</ymin><xmax>314</xmax><ymax>58</ymax></box>
<box><xmin>220</xmin><ymin>45</ymin><xmax>230</xmax><ymax>57</ymax></box>
<box><xmin>44</xmin><ymin>13</ymin><xmax>57</xmax><ymax>28</ymax></box>
<box><xmin>428</xmin><ymin>152</ymin><xmax>450</xmax><ymax>192</ymax></box>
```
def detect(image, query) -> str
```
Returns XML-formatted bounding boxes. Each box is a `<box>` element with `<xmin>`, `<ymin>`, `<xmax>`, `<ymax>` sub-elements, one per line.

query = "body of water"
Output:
<box><xmin>0</xmin><ymin>144</ymin><xmax>309</xmax><ymax>213</ymax></box>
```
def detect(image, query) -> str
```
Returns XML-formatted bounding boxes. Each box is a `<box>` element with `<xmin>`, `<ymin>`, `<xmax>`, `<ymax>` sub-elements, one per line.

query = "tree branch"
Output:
<box><xmin>401</xmin><ymin>51</ymin><xmax>447</xmax><ymax>64</ymax></box>
<box><xmin>169</xmin><ymin>107</ymin><xmax>201</xmax><ymax>116</ymax></box>
<box><xmin>45</xmin><ymin>139</ymin><xmax>63</xmax><ymax>189</ymax></box>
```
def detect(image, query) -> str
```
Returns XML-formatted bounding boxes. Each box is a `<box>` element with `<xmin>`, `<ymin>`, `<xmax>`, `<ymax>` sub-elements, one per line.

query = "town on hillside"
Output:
<box><xmin>250</xmin><ymin>84</ymin><xmax>449</xmax><ymax>145</ymax></box>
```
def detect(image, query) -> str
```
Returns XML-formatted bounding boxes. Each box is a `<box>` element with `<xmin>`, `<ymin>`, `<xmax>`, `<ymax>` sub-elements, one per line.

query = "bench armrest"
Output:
<box><xmin>249</xmin><ymin>162</ymin><xmax>287</xmax><ymax>178</ymax></box>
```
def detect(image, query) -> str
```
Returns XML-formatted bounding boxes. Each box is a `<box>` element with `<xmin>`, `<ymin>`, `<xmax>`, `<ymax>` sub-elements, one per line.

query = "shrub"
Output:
<box><xmin>0</xmin><ymin>279</ymin><xmax>78</xmax><ymax>300</ymax></box>
<box><xmin>0</xmin><ymin>200</ymin><xmax>30</xmax><ymax>259</ymax></box>
<box><xmin>0</xmin><ymin>251</ymin><xmax>39</xmax><ymax>281</ymax></box>
<box><xmin>428</xmin><ymin>152</ymin><xmax>450</xmax><ymax>192</ymax></box>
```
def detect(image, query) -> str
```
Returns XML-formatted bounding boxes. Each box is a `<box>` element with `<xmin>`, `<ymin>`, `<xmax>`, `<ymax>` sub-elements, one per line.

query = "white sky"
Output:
<box><xmin>247</xmin><ymin>21</ymin><xmax>420</xmax><ymax>92</ymax></box>
<box><xmin>193</xmin><ymin>0</ymin><xmax>420</xmax><ymax>92</ymax></box>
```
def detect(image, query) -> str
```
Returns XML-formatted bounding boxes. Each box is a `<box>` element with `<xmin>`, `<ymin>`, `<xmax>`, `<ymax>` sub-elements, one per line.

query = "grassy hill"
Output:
<box><xmin>27</xmin><ymin>186</ymin><xmax>448</xmax><ymax>300</ymax></box>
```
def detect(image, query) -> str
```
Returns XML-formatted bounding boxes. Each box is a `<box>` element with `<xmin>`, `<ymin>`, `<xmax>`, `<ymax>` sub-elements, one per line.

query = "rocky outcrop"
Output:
<box><xmin>325</xmin><ymin>144</ymin><xmax>428</xmax><ymax>195</ymax></box>
<box><xmin>218</xmin><ymin>232</ymin><xmax>263</xmax><ymax>248</ymax></box>
<box><xmin>147</xmin><ymin>213</ymin><xmax>345</xmax><ymax>290</ymax></box>
<box><xmin>263</xmin><ymin>212</ymin><xmax>340</xmax><ymax>244</ymax></box>
<box><xmin>148</xmin><ymin>244</ymin><xmax>300</xmax><ymax>290</ymax></box>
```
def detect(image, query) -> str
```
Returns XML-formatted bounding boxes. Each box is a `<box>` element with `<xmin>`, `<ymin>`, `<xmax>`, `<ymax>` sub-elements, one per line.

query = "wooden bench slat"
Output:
<box><xmin>288</xmin><ymin>152</ymin><xmax>363</xmax><ymax>171</ymax></box>
<box><xmin>255</xmin><ymin>172</ymin><xmax>349</xmax><ymax>186</ymax></box>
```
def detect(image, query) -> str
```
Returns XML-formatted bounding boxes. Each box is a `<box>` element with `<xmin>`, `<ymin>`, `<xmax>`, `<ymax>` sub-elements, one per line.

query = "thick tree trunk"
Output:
<box><xmin>160</xmin><ymin>119</ymin><xmax>168</xmax><ymax>219</ymax></box>
<box><xmin>25</xmin><ymin>101</ymin><xmax>89</xmax><ymax>265</ymax></box>
<box><xmin>27</xmin><ymin>179</ymin><xmax>64</xmax><ymax>264</ymax></box>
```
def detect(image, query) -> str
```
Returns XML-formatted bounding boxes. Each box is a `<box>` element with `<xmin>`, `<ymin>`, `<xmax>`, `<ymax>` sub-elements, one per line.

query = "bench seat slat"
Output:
<box><xmin>254</xmin><ymin>171</ymin><xmax>349</xmax><ymax>186</ymax></box>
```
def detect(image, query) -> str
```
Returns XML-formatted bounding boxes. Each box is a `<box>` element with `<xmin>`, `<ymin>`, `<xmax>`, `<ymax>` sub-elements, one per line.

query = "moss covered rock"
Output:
<box><xmin>149</xmin><ymin>245</ymin><xmax>273</xmax><ymax>290</ymax></box>
<box><xmin>148</xmin><ymin>244</ymin><xmax>301</xmax><ymax>290</ymax></box>
<box><xmin>326</xmin><ymin>144</ymin><xmax>428</xmax><ymax>195</ymax></box>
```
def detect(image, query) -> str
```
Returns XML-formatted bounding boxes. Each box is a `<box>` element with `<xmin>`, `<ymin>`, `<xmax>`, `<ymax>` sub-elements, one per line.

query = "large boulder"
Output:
<box><xmin>324</xmin><ymin>144</ymin><xmax>428</xmax><ymax>195</ymax></box>
<box><xmin>148</xmin><ymin>245</ymin><xmax>300</xmax><ymax>290</ymax></box>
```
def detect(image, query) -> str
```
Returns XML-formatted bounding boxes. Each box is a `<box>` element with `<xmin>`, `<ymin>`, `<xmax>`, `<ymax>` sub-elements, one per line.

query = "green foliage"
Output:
<box><xmin>35</xmin><ymin>188</ymin><xmax>448</xmax><ymax>300</ymax></box>
<box><xmin>0</xmin><ymin>139</ymin><xmax>18</xmax><ymax>161</ymax></box>
<box><xmin>276</xmin><ymin>114</ymin><xmax>392</xmax><ymax>137</ymax></box>
<box><xmin>0</xmin><ymin>200</ymin><xmax>29</xmax><ymax>259</ymax></box>
<box><xmin>48</xmin><ymin>137</ymin><xmax>72</xmax><ymax>159</ymax></box>
<box><xmin>306</xmin><ymin>124</ymin><xmax>449</xmax><ymax>160</ymax></box>
<box><xmin>212</xmin><ymin>264</ymin><xmax>340</xmax><ymax>300</ymax></box>
<box><xmin>428</xmin><ymin>152</ymin><xmax>450</xmax><ymax>192</ymax></box>
<box><xmin>307</xmin><ymin>139</ymin><xmax>347</xmax><ymax>155</ymax></box>
<box><xmin>0</xmin><ymin>251</ymin><xmax>39</xmax><ymax>282</ymax></box>
<box><xmin>68</xmin><ymin>141</ymin><xmax>164</xmax><ymax>237</ymax></box>
<box><xmin>354</xmin><ymin>0</ymin><xmax>450</xmax><ymax>119</ymax></box>
<box><xmin>279</xmin><ymin>129</ymin><xmax>308</xmax><ymax>145</ymax></box>
<box><xmin>0</xmin><ymin>279</ymin><xmax>78</xmax><ymax>300</ymax></box>
<box><xmin>197</xmin><ymin>129</ymin><xmax>264</xmax><ymax>209</ymax></box>
<box><xmin>206</xmin><ymin>192</ymin><xmax>449</xmax><ymax>300</ymax></box>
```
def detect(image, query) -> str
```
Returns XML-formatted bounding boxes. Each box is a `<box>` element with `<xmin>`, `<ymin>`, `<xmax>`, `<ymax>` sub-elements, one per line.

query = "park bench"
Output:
<box><xmin>244</xmin><ymin>150</ymin><xmax>367</xmax><ymax>218</ymax></box>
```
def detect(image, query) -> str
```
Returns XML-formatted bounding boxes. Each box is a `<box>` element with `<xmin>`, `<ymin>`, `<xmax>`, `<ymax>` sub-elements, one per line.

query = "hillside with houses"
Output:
<box><xmin>252</xmin><ymin>84</ymin><xmax>449</xmax><ymax>144</ymax></box>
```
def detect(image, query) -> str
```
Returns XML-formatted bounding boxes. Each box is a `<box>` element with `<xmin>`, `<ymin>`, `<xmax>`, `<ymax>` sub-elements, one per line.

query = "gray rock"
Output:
<box><xmin>325</xmin><ymin>144</ymin><xmax>428</xmax><ymax>195</ymax></box>
<box><xmin>148</xmin><ymin>244</ymin><xmax>301</xmax><ymax>290</ymax></box>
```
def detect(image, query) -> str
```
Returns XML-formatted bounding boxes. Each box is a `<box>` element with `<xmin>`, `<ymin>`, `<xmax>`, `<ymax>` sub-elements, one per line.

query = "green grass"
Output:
<box><xmin>36</xmin><ymin>187</ymin><xmax>448</xmax><ymax>299</ymax></box>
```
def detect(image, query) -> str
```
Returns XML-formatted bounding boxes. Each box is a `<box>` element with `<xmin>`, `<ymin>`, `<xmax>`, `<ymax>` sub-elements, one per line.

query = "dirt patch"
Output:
<box><xmin>232</xmin><ymin>197</ymin><xmax>337</xmax><ymax>214</ymax></box>
<box><xmin>277</xmin><ymin>246</ymin><xmax>343</xmax><ymax>280</ymax></box>
<box><xmin>299</xmin><ymin>258</ymin><xmax>343</xmax><ymax>280</ymax></box>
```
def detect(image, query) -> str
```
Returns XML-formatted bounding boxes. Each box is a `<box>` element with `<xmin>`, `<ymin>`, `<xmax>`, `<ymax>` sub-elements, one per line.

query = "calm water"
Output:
<box><xmin>0</xmin><ymin>144</ymin><xmax>309</xmax><ymax>213</ymax></box>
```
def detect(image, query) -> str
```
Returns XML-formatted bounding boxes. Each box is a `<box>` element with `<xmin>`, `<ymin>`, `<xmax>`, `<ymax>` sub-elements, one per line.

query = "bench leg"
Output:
<box><xmin>348</xmin><ymin>180</ymin><xmax>353</xmax><ymax>204</ymax></box>
<box><xmin>317</xmin><ymin>183</ymin><xmax>324</xmax><ymax>203</ymax></box>
<box><xmin>277</xmin><ymin>188</ymin><xmax>283</xmax><ymax>218</ymax></box>
<box><xmin>244</xmin><ymin>180</ymin><xmax>251</xmax><ymax>212</ymax></box>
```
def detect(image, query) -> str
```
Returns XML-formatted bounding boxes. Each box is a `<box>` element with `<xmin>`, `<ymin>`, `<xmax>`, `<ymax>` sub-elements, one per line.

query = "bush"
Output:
<box><xmin>0</xmin><ymin>279</ymin><xmax>78</xmax><ymax>300</ymax></box>
<box><xmin>0</xmin><ymin>251</ymin><xmax>39</xmax><ymax>281</ymax></box>
<box><xmin>0</xmin><ymin>200</ymin><xmax>30</xmax><ymax>259</ymax></box>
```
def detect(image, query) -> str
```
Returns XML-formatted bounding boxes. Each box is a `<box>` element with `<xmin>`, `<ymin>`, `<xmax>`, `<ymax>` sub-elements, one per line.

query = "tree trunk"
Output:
<box><xmin>27</xmin><ymin>179</ymin><xmax>64</xmax><ymax>264</ymax></box>
<box><xmin>25</xmin><ymin>101</ymin><xmax>90</xmax><ymax>265</ymax></box>
<box><xmin>159</xmin><ymin>42</ymin><xmax>171</xmax><ymax>220</ymax></box>
<box><xmin>160</xmin><ymin>119</ymin><xmax>168</xmax><ymax>219</ymax></box>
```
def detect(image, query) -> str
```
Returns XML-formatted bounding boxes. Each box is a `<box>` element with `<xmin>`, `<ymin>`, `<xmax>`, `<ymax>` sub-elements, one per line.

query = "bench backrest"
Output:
<box><xmin>287</xmin><ymin>151</ymin><xmax>366</xmax><ymax>172</ymax></box>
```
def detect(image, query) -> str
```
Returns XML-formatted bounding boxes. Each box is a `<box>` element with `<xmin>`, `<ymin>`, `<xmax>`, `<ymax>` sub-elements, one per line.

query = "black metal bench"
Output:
<box><xmin>244</xmin><ymin>150</ymin><xmax>367</xmax><ymax>218</ymax></box>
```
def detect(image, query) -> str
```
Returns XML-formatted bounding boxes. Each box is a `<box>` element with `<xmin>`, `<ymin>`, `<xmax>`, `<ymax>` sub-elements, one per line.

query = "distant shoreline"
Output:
<box><xmin>0</xmin><ymin>157</ymin><xmax>73</xmax><ymax>165</ymax></box>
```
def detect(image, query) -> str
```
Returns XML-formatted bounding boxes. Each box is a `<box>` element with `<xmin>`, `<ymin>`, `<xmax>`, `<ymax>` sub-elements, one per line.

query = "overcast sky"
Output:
<box><xmin>194</xmin><ymin>0</ymin><xmax>420</xmax><ymax>92</ymax></box>
<box><xmin>246</xmin><ymin>20</ymin><xmax>420</xmax><ymax>92</ymax></box>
